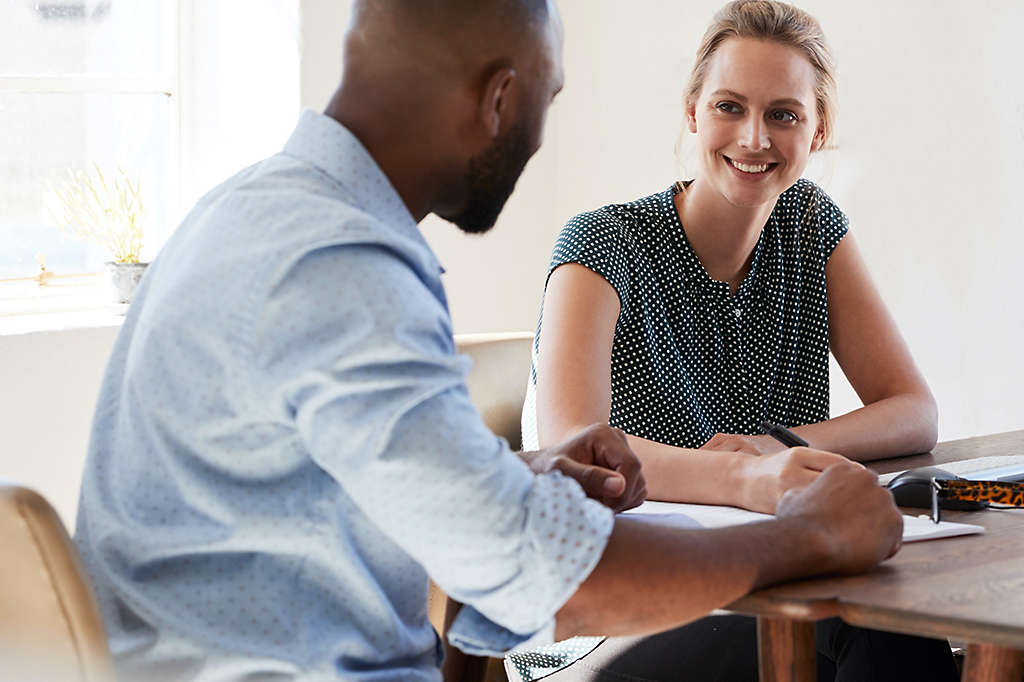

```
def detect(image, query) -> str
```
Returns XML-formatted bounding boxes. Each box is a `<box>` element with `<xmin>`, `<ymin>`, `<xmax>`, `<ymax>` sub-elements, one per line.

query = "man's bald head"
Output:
<box><xmin>353</xmin><ymin>0</ymin><xmax>550</xmax><ymax>35</ymax></box>
<box><xmin>346</xmin><ymin>0</ymin><xmax>554</xmax><ymax>82</ymax></box>
<box><xmin>327</xmin><ymin>0</ymin><xmax>564</xmax><ymax>231</ymax></box>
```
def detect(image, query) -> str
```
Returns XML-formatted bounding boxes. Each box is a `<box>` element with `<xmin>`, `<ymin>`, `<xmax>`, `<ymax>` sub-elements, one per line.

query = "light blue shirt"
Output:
<box><xmin>74</xmin><ymin>110</ymin><xmax>613</xmax><ymax>681</ymax></box>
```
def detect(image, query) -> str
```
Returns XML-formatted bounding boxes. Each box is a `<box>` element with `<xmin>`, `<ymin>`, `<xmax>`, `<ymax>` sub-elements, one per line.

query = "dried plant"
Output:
<box><xmin>49</xmin><ymin>165</ymin><xmax>144</xmax><ymax>263</ymax></box>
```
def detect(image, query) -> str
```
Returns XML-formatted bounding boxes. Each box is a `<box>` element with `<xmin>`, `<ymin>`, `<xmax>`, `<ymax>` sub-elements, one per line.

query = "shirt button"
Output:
<box><xmin>733</xmin><ymin>308</ymin><xmax>742</xmax><ymax>318</ymax></box>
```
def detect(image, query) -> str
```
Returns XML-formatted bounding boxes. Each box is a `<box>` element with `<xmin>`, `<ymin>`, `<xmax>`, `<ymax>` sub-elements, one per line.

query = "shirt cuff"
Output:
<box><xmin>449</xmin><ymin>471</ymin><xmax>614</xmax><ymax>646</ymax></box>
<box><xmin>446</xmin><ymin>608</ymin><xmax>555</xmax><ymax>657</ymax></box>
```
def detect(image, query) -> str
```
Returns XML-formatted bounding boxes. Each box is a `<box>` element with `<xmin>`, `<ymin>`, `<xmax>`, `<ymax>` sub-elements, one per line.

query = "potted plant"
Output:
<box><xmin>50</xmin><ymin>165</ymin><xmax>147</xmax><ymax>304</ymax></box>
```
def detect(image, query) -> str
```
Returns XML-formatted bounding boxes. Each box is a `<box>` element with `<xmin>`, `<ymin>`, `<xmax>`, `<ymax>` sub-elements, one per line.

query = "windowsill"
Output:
<box><xmin>0</xmin><ymin>275</ymin><xmax>127</xmax><ymax>336</ymax></box>
<box><xmin>0</xmin><ymin>308</ymin><xmax>126</xmax><ymax>336</ymax></box>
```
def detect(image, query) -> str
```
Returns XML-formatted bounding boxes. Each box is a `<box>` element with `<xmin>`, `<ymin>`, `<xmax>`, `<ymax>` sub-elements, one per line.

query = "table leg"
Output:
<box><xmin>962</xmin><ymin>643</ymin><xmax>1024</xmax><ymax>682</ymax></box>
<box><xmin>756</xmin><ymin>616</ymin><xmax>816</xmax><ymax>682</ymax></box>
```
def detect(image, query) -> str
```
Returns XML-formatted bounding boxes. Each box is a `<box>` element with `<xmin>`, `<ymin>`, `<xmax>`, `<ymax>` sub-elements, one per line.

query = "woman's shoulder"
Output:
<box><xmin>776</xmin><ymin>177</ymin><xmax>837</xmax><ymax>209</ymax></box>
<box><xmin>562</xmin><ymin>187</ymin><xmax>674</xmax><ymax>242</ymax></box>
<box><xmin>776</xmin><ymin>179</ymin><xmax>847</xmax><ymax>226</ymax></box>
<box><xmin>775</xmin><ymin>179</ymin><xmax>849</xmax><ymax>256</ymax></box>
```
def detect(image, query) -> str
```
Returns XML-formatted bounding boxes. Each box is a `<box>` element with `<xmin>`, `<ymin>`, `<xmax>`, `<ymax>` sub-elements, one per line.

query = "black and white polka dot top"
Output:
<box><xmin>521</xmin><ymin>179</ymin><xmax>849</xmax><ymax>451</ymax></box>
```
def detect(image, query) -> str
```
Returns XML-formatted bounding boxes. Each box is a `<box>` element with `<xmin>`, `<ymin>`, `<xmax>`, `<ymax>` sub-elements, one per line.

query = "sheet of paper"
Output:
<box><xmin>624</xmin><ymin>499</ymin><xmax>772</xmax><ymax>527</ymax></box>
<box><xmin>620</xmin><ymin>500</ymin><xmax>984</xmax><ymax>543</ymax></box>
<box><xmin>901</xmin><ymin>513</ymin><xmax>985</xmax><ymax>541</ymax></box>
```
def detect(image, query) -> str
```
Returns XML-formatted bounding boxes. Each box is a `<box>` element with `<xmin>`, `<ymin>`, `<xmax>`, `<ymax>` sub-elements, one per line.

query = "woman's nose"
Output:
<box><xmin>738</xmin><ymin>118</ymin><xmax>771</xmax><ymax>151</ymax></box>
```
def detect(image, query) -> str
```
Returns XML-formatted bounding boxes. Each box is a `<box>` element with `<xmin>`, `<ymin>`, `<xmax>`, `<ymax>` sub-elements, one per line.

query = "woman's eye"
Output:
<box><xmin>716</xmin><ymin>101</ymin><xmax>741</xmax><ymax>114</ymax></box>
<box><xmin>769</xmin><ymin>110</ymin><xmax>798</xmax><ymax>123</ymax></box>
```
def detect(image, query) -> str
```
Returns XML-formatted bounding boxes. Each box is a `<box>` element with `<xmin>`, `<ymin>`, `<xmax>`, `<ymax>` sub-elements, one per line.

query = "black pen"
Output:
<box><xmin>760</xmin><ymin>421</ymin><xmax>809</xmax><ymax>448</ymax></box>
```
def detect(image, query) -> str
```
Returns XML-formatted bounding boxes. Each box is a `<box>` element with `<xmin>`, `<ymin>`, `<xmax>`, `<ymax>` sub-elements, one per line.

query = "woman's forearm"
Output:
<box><xmin>626</xmin><ymin>434</ymin><xmax>751</xmax><ymax>506</ymax></box>
<box><xmin>792</xmin><ymin>392</ymin><xmax>938</xmax><ymax>462</ymax></box>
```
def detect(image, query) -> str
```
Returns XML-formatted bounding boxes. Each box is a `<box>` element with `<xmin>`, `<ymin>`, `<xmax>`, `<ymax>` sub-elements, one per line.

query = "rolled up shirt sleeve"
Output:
<box><xmin>252</xmin><ymin>242</ymin><xmax>613</xmax><ymax>649</ymax></box>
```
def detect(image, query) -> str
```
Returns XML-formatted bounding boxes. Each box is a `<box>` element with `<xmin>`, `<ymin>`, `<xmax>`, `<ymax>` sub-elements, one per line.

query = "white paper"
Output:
<box><xmin>620</xmin><ymin>500</ymin><xmax>984</xmax><ymax>543</ymax></box>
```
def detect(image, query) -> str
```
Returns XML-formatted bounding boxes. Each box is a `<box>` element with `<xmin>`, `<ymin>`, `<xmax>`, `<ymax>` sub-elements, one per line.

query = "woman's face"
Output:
<box><xmin>688</xmin><ymin>37</ymin><xmax>824</xmax><ymax>209</ymax></box>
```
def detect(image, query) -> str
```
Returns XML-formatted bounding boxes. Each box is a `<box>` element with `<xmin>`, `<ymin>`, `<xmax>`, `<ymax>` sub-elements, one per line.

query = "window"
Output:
<box><xmin>0</xmin><ymin>1</ymin><xmax>177</xmax><ymax>284</ymax></box>
<box><xmin>0</xmin><ymin>0</ymin><xmax>300</xmax><ymax>311</ymax></box>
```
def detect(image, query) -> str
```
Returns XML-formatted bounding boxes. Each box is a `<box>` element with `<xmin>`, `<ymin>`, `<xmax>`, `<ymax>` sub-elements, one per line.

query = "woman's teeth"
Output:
<box><xmin>730</xmin><ymin>159</ymin><xmax>770</xmax><ymax>174</ymax></box>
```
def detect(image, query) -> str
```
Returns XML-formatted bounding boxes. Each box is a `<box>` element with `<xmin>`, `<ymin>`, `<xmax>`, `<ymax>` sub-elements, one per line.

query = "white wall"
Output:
<box><xmin>0</xmin><ymin>326</ymin><xmax>119</xmax><ymax>525</ymax></box>
<box><xmin>4</xmin><ymin>0</ymin><xmax>1022</xmax><ymax>527</ymax></box>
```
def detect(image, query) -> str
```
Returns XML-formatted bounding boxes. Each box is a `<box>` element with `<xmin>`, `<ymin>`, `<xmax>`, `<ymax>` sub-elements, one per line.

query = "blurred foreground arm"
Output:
<box><xmin>556</xmin><ymin>461</ymin><xmax>902</xmax><ymax>639</ymax></box>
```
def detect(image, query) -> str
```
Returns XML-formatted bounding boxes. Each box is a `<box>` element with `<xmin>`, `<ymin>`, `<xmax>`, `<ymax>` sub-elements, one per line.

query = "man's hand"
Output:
<box><xmin>776</xmin><ymin>461</ymin><xmax>903</xmax><ymax>575</ymax></box>
<box><xmin>701</xmin><ymin>432</ymin><xmax>785</xmax><ymax>456</ymax></box>
<box><xmin>521</xmin><ymin>424</ymin><xmax>646</xmax><ymax>512</ymax></box>
<box><xmin>737</xmin><ymin>447</ymin><xmax>849</xmax><ymax>513</ymax></box>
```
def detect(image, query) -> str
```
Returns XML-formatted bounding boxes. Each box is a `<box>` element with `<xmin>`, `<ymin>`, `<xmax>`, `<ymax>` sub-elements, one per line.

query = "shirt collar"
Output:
<box><xmin>282</xmin><ymin>110</ymin><xmax>437</xmax><ymax>261</ymax></box>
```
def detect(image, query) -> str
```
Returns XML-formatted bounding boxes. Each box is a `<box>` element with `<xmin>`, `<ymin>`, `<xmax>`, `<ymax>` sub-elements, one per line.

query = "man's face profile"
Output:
<box><xmin>446</xmin><ymin>1</ymin><xmax>562</xmax><ymax>235</ymax></box>
<box><xmin>448</xmin><ymin>117</ymin><xmax>534</xmax><ymax>234</ymax></box>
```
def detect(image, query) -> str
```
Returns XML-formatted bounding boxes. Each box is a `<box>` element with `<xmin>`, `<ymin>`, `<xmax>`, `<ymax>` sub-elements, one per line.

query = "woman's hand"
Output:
<box><xmin>701</xmin><ymin>432</ymin><xmax>786</xmax><ymax>456</ymax></box>
<box><xmin>523</xmin><ymin>424</ymin><xmax>647</xmax><ymax>512</ymax></box>
<box><xmin>737</xmin><ymin>446</ymin><xmax>851</xmax><ymax>513</ymax></box>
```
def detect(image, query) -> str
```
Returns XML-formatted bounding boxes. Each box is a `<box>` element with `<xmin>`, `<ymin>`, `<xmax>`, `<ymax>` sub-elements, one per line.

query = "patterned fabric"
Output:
<box><xmin>516</xmin><ymin>179</ymin><xmax>847</xmax><ymax>680</ymax></box>
<box><xmin>506</xmin><ymin>636</ymin><xmax>605</xmax><ymax>682</ymax></box>
<box><xmin>523</xmin><ymin>179</ymin><xmax>848</xmax><ymax>451</ymax></box>
<box><xmin>73</xmin><ymin>110</ymin><xmax>614</xmax><ymax>682</ymax></box>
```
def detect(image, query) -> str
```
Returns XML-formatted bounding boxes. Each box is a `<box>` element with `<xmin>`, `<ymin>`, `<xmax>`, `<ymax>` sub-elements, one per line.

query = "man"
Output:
<box><xmin>74</xmin><ymin>1</ymin><xmax>902</xmax><ymax>680</ymax></box>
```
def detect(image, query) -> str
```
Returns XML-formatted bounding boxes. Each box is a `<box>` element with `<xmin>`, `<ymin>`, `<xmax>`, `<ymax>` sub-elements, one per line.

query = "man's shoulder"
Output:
<box><xmin>144</xmin><ymin>157</ymin><xmax>442</xmax><ymax>336</ymax></box>
<box><xmin>186</xmin><ymin>156</ymin><xmax>429</xmax><ymax>262</ymax></box>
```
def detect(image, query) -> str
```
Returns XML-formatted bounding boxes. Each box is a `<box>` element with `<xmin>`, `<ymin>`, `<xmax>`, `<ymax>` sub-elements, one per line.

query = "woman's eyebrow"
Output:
<box><xmin>769</xmin><ymin>97</ymin><xmax>808</xmax><ymax>110</ymax></box>
<box><xmin>709</xmin><ymin>89</ymin><xmax>808</xmax><ymax>110</ymax></box>
<box><xmin>710</xmin><ymin>88</ymin><xmax>747</xmax><ymax>101</ymax></box>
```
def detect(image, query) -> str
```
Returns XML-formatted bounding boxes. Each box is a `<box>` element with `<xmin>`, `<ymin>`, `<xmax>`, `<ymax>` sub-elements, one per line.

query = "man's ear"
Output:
<box><xmin>481</xmin><ymin>66</ymin><xmax>517</xmax><ymax>138</ymax></box>
<box><xmin>686</xmin><ymin>99</ymin><xmax>698</xmax><ymax>134</ymax></box>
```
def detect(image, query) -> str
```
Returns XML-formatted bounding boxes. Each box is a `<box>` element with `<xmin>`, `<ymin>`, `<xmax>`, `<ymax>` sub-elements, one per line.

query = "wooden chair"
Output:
<box><xmin>430</xmin><ymin>332</ymin><xmax>535</xmax><ymax>682</ymax></box>
<box><xmin>0</xmin><ymin>484</ymin><xmax>116</xmax><ymax>682</ymax></box>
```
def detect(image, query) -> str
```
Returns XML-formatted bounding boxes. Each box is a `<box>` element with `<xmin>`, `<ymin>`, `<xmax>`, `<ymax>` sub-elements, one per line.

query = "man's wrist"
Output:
<box><xmin>754</xmin><ymin>515</ymin><xmax>835</xmax><ymax>589</ymax></box>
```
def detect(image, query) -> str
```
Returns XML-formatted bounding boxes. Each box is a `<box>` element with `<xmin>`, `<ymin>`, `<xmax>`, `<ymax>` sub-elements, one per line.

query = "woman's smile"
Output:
<box><xmin>723</xmin><ymin>154</ymin><xmax>780</xmax><ymax>178</ymax></box>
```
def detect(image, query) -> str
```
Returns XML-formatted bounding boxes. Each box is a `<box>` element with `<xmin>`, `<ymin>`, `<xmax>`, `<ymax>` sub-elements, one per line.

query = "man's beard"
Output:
<box><xmin>445</xmin><ymin>119</ymin><xmax>533</xmax><ymax>234</ymax></box>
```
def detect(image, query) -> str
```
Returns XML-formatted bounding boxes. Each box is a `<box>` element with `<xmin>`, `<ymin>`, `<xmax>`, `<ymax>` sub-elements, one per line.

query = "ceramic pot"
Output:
<box><xmin>104</xmin><ymin>262</ymin><xmax>149</xmax><ymax>304</ymax></box>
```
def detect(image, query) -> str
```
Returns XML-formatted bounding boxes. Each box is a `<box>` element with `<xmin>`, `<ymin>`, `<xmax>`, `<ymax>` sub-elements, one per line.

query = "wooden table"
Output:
<box><xmin>727</xmin><ymin>430</ymin><xmax>1024</xmax><ymax>682</ymax></box>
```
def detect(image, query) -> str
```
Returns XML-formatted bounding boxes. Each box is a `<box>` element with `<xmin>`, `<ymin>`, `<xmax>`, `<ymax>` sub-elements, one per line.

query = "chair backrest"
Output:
<box><xmin>456</xmin><ymin>332</ymin><xmax>534</xmax><ymax>451</ymax></box>
<box><xmin>0</xmin><ymin>484</ymin><xmax>115</xmax><ymax>682</ymax></box>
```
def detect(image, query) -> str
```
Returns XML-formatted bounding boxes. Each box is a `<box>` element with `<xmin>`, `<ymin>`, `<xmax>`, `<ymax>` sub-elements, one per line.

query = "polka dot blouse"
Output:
<box><xmin>523</xmin><ymin>178</ymin><xmax>849</xmax><ymax>453</ymax></box>
<box><xmin>513</xmin><ymin>179</ymin><xmax>848</xmax><ymax>682</ymax></box>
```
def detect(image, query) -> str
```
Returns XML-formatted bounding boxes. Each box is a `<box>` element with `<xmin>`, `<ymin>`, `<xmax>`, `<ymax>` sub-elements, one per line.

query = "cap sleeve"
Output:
<box><xmin>547</xmin><ymin>208</ymin><xmax>632</xmax><ymax>315</ymax></box>
<box><xmin>812</xmin><ymin>184</ymin><xmax>849</xmax><ymax>259</ymax></box>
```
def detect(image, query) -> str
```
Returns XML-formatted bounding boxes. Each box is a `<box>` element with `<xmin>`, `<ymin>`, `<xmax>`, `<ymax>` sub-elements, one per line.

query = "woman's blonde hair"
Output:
<box><xmin>685</xmin><ymin>0</ymin><xmax>837</xmax><ymax>148</ymax></box>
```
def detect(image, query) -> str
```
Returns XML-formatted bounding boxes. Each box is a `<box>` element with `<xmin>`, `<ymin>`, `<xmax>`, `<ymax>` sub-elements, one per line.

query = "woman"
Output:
<box><xmin>512</xmin><ymin>1</ymin><xmax>956</xmax><ymax>680</ymax></box>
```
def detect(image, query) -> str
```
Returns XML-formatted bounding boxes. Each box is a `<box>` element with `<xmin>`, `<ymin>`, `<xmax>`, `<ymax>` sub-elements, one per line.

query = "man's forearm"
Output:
<box><xmin>555</xmin><ymin>515</ymin><xmax>832</xmax><ymax>640</ymax></box>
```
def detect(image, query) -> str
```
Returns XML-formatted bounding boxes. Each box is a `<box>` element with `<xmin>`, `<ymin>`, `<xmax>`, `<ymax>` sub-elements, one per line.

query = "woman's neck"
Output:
<box><xmin>673</xmin><ymin>178</ymin><xmax>778</xmax><ymax>294</ymax></box>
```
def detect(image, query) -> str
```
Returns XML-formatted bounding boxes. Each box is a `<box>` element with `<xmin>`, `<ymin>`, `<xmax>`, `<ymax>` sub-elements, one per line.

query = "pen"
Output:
<box><xmin>760</xmin><ymin>421</ymin><xmax>809</xmax><ymax>448</ymax></box>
